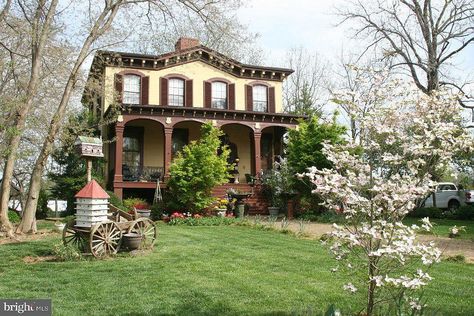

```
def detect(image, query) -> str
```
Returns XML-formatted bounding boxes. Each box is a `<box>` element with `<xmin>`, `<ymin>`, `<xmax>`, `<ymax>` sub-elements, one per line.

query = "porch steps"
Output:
<box><xmin>212</xmin><ymin>183</ymin><xmax>269</xmax><ymax>215</ymax></box>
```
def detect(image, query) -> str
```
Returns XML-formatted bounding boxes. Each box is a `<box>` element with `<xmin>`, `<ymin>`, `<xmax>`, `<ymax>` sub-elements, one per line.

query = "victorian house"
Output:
<box><xmin>84</xmin><ymin>38</ymin><xmax>302</xmax><ymax>213</ymax></box>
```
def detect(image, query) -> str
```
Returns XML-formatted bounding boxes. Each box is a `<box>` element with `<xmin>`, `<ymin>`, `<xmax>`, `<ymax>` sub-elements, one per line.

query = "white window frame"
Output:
<box><xmin>252</xmin><ymin>85</ymin><xmax>267</xmax><ymax>112</ymax></box>
<box><xmin>211</xmin><ymin>81</ymin><xmax>228</xmax><ymax>109</ymax></box>
<box><xmin>168</xmin><ymin>78</ymin><xmax>185</xmax><ymax>107</ymax></box>
<box><xmin>123</xmin><ymin>75</ymin><xmax>141</xmax><ymax>104</ymax></box>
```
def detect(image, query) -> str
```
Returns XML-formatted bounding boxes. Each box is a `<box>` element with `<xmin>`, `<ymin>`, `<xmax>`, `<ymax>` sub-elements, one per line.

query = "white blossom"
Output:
<box><xmin>302</xmin><ymin>78</ymin><xmax>473</xmax><ymax>312</ymax></box>
<box><xmin>343</xmin><ymin>283</ymin><xmax>358</xmax><ymax>293</ymax></box>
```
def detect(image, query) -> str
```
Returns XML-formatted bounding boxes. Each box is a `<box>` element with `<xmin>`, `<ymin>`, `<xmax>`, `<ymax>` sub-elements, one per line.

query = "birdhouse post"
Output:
<box><xmin>75</xmin><ymin>136</ymin><xmax>104</xmax><ymax>182</ymax></box>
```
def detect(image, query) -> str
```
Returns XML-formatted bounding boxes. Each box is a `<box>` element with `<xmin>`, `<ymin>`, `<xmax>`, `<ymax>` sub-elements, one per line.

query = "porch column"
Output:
<box><xmin>254</xmin><ymin>132</ymin><xmax>262</xmax><ymax>176</ymax></box>
<box><xmin>164</xmin><ymin>127</ymin><xmax>173</xmax><ymax>180</ymax></box>
<box><xmin>113</xmin><ymin>122</ymin><xmax>124</xmax><ymax>199</ymax></box>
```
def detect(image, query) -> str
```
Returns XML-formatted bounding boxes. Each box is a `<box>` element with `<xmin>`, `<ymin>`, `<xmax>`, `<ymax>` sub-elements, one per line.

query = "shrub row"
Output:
<box><xmin>409</xmin><ymin>205</ymin><xmax>474</xmax><ymax>220</ymax></box>
<box><xmin>167</xmin><ymin>216</ymin><xmax>239</xmax><ymax>226</ymax></box>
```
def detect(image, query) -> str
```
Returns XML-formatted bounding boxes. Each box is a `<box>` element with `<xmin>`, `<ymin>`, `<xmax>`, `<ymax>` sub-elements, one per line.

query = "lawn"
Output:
<box><xmin>0</xmin><ymin>224</ymin><xmax>473</xmax><ymax>315</ymax></box>
<box><xmin>404</xmin><ymin>217</ymin><xmax>474</xmax><ymax>240</ymax></box>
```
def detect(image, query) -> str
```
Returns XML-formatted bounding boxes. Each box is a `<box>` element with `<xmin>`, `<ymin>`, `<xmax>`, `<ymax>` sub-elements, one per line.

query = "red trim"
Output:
<box><xmin>160</xmin><ymin>77</ymin><xmax>168</xmax><ymax>106</ymax></box>
<box><xmin>115</xmin><ymin>181</ymin><xmax>167</xmax><ymax>189</ymax></box>
<box><xmin>163</xmin><ymin>73</ymin><xmax>191</xmax><ymax>80</ymax></box>
<box><xmin>117</xmin><ymin>69</ymin><xmax>146</xmax><ymax>77</ymax></box>
<box><xmin>185</xmin><ymin>79</ymin><xmax>193</xmax><ymax>107</ymax></box>
<box><xmin>247</xmin><ymin>80</ymin><xmax>272</xmax><ymax>87</ymax></box>
<box><xmin>204</xmin><ymin>81</ymin><xmax>212</xmax><ymax>108</ymax></box>
<box><xmin>206</xmin><ymin>77</ymin><xmax>232</xmax><ymax>84</ymax></box>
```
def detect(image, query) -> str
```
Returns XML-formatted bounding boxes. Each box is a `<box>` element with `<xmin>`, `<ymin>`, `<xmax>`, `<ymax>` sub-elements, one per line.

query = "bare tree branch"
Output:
<box><xmin>337</xmin><ymin>0</ymin><xmax>474</xmax><ymax>95</ymax></box>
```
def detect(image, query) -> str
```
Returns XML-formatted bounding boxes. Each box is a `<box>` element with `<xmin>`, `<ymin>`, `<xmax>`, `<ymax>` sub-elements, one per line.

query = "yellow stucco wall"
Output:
<box><xmin>127</xmin><ymin>120</ymin><xmax>164</xmax><ymax>167</ymax></box>
<box><xmin>174</xmin><ymin>121</ymin><xmax>202</xmax><ymax>142</ymax></box>
<box><xmin>103</xmin><ymin>60</ymin><xmax>283</xmax><ymax>114</ymax></box>
<box><xmin>222</xmin><ymin>124</ymin><xmax>252</xmax><ymax>183</ymax></box>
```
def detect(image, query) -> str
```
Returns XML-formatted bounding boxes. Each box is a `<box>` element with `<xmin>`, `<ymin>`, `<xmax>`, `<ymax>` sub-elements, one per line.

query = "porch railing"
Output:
<box><xmin>122</xmin><ymin>165</ymin><xmax>164</xmax><ymax>182</ymax></box>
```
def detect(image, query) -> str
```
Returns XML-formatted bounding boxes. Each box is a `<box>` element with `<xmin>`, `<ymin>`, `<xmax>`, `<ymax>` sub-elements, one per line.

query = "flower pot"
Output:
<box><xmin>123</xmin><ymin>233</ymin><xmax>142</xmax><ymax>250</ymax></box>
<box><xmin>54</xmin><ymin>222</ymin><xmax>66</xmax><ymax>232</ymax></box>
<box><xmin>235</xmin><ymin>204</ymin><xmax>245</xmax><ymax>218</ymax></box>
<box><xmin>216</xmin><ymin>208</ymin><xmax>227</xmax><ymax>217</ymax></box>
<box><xmin>268</xmin><ymin>206</ymin><xmax>280</xmax><ymax>217</ymax></box>
<box><xmin>136</xmin><ymin>209</ymin><xmax>151</xmax><ymax>218</ymax></box>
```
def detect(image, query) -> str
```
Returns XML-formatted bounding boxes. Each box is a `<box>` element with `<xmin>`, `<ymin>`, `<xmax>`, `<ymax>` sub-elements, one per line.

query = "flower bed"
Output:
<box><xmin>167</xmin><ymin>212</ymin><xmax>237</xmax><ymax>226</ymax></box>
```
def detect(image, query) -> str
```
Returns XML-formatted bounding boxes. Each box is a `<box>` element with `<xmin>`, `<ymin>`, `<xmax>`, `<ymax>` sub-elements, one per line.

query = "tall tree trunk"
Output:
<box><xmin>17</xmin><ymin>85</ymin><xmax>74</xmax><ymax>233</ymax></box>
<box><xmin>0</xmin><ymin>0</ymin><xmax>58</xmax><ymax>237</ymax></box>
<box><xmin>367</xmin><ymin>260</ymin><xmax>377</xmax><ymax>316</ymax></box>
<box><xmin>17</xmin><ymin>2</ymin><xmax>122</xmax><ymax>233</ymax></box>
<box><xmin>427</xmin><ymin>66</ymin><xmax>439</xmax><ymax>93</ymax></box>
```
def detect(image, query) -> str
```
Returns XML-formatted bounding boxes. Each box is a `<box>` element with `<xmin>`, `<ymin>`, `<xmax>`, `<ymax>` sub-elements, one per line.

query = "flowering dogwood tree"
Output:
<box><xmin>303</xmin><ymin>79</ymin><xmax>472</xmax><ymax>315</ymax></box>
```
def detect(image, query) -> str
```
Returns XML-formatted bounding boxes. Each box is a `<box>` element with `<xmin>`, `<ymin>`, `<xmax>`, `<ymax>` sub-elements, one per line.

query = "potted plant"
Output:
<box><xmin>227</xmin><ymin>188</ymin><xmax>251</xmax><ymax>218</ymax></box>
<box><xmin>214</xmin><ymin>198</ymin><xmax>229</xmax><ymax>217</ymax></box>
<box><xmin>123</xmin><ymin>198</ymin><xmax>151</xmax><ymax>218</ymax></box>
<box><xmin>54</xmin><ymin>220</ymin><xmax>66</xmax><ymax>232</ymax></box>
<box><xmin>261</xmin><ymin>157</ymin><xmax>294</xmax><ymax>217</ymax></box>
<box><xmin>134</xmin><ymin>202</ymin><xmax>151</xmax><ymax>218</ymax></box>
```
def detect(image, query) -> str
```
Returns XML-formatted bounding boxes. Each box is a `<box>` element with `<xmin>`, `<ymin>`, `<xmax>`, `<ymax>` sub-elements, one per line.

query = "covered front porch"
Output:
<box><xmin>106</xmin><ymin>106</ymin><xmax>300</xmax><ymax>199</ymax></box>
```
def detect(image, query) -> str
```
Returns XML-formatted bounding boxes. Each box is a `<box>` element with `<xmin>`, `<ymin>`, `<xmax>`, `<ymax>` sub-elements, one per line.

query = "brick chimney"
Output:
<box><xmin>175</xmin><ymin>37</ymin><xmax>200</xmax><ymax>51</ymax></box>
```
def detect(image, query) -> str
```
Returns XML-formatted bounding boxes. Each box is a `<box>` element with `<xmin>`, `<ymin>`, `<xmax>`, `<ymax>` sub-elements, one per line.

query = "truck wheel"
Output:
<box><xmin>448</xmin><ymin>200</ymin><xmax>460</xmax><ymax>211</ymax></box>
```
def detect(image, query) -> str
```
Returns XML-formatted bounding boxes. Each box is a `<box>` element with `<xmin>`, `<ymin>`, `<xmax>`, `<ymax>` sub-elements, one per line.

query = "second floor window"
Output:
<box><xmin>253</xmin><ymin>85</ymin><xmax>267</xmax><ymax>112</ymax></box>
<box><xmin>212</xmin><ymin>82</ymin><xmax>227</xmax><ymax>109</ymax></box>
<box><xmin>169</xmin><ymin>78</ymin><xmax>185</xmax><ymax>106</ymax></box>
<box><xmin>123</xmin><ymin>75</ymin><xmax>141</xmax><ymax>104</ymax></box>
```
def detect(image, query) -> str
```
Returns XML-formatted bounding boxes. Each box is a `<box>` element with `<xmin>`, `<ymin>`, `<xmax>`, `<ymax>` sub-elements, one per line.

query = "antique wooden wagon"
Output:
<box><xmin>62</xmin><ymin>180</ymin><xmax>156</xmax><ymax>258</ymax></box>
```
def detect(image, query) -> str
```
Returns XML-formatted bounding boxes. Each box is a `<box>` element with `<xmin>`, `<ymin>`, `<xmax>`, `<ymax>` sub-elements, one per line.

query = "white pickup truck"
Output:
<box><xmin>423</xmin><ymin>182</ymin><xmax>474</xmax><ymax>209</ymax></box>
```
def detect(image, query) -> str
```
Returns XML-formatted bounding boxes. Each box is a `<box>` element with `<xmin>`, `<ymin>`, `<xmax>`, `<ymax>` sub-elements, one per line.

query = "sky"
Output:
<box><xmin>237</xmin><ymin>0</ymin><xmax>474</xmax><ymax>81</ymax></box>
<box><xmin>238</xmin><ymin>0</ymin><xmax>348</xmax><ymax>65</ymax></box>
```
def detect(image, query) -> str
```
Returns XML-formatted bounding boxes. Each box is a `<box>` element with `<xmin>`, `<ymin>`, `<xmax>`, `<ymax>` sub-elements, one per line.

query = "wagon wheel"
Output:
<box><xmin>62</xmin><ymin>219</ymin><xmax>88</xmax><ymax>253</ymax></box>
<box><xmin>89</xmin><ymin>222</ymin><xmax>122</xmax><ymax>258</ymax></box>
<box><xmin>127</xmin><ymin>218</ymin><xmax>157</xmax><ymax>249</ymax></box>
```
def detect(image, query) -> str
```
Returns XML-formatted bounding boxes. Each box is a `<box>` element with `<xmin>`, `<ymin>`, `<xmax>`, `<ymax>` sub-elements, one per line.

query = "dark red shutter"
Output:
<box><xmin>185</xmin><ymin>80</ymin><xmax>193</xmax><ymax>107</ymax></box>
<box><xmin>160</xmin><ymin>77</ymin><xmax>168</xmax><ymax>106</ymax></box>
<box><xmin>141</xmin><ymin>76</ymin><xmax>149</xmax><ymax>105</ymax></box>
<box><xmin>245</xmin><ymin>85</ymin><xmax>253</xmax><ymax>111</ymax></box>
<box><xmin>268</xmin><ymin>87</ymin><xmax>275</xmax><ymax>113</ymax></box>
<box><xmin>204</xmin><ymin>81</ymin><xmax>212</xmax><ymax>108</ymax></box>
<box><xmin>228</xmin><ymin>83</ymin><xmax>235</xmax><ymax>110</ymax></box>
<box><xmin>114</xmin><ymin>74</ymin><xmax>123</xmax><ymax>103</ymax></box>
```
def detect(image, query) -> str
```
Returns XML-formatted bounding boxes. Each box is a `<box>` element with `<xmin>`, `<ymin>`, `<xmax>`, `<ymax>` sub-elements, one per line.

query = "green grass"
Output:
<box><xmin>404</xmin><ymin>218</ymin><xmax>474</xmax><ymax>240</ymax></box>
<box><xmin>37</xmin><ymin>220</ymin><xmax>56</xmax><ymax>231</ymax></box>
<box><xmin>0</xmin><ymin>224</ymin><xmax>473</xmax><ymax>315</ymax></box>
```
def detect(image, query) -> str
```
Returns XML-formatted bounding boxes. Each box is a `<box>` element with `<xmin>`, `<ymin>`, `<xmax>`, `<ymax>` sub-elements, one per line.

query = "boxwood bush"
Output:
<box><xmin>8</xmin><ymin>210</ymin><xmax>21</xmax><ymax>223</ymax></box>
<box><xmin>453</xmin><ymin>205</ymin><xmax>474</xmax><ymax>220</ymax></box>
<box><xmin>409</xmin><ymin>207</ymin><xmax>443</xmax><ymax>219</ymax></box>
<box><xmin>409</xmin><ymin>205</ymin><xmax>474</xmax><ymax>220</ymax></box>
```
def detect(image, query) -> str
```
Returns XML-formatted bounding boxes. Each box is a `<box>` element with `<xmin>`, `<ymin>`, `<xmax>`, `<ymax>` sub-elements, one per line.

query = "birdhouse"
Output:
<box><xmin>74</xmin><ymin>180</ymin><xmax>109</xmax><ymax>227</ymax></box>
<box><xmin>74</xmin><ymin>136</ymin><xmax>104</xmax><ymax>158</ymax></box>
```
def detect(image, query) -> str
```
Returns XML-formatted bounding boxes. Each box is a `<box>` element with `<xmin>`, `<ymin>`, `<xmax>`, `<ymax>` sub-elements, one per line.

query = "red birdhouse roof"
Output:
<box><xmin>75</xmin><ymin>180</ymin><xmax>109</xmax><ymax>199</ymax></box>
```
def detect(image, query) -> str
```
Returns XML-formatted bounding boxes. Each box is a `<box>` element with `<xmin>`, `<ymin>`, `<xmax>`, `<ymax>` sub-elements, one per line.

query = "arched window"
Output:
<box><xmin>252</xmin><ymin>85</ymin><xmax>267</xmax><ymax>112</ymax></box>
<box><xmin>123</xmin><ymin>75</ymin><xmax>141</xmax><ymax>104</ymax></box>
<box><xmin>211</xmin><ymin>81</ymin><xmax>227</xmax><ymax>109</ymax></box>
<box><xmin>168</xmin><ymin>78</ymin><xmax>185</xmax><ymax>106</ymax></box>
